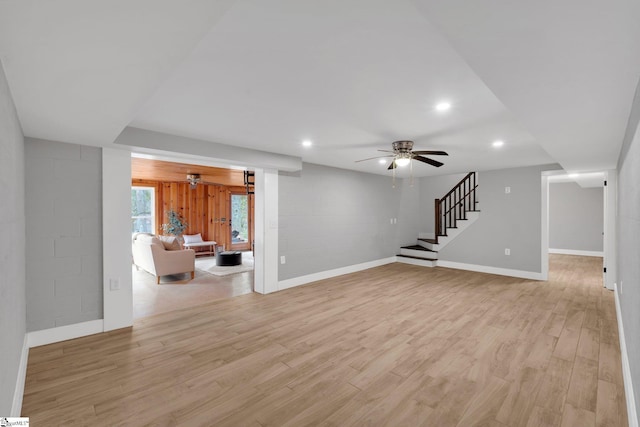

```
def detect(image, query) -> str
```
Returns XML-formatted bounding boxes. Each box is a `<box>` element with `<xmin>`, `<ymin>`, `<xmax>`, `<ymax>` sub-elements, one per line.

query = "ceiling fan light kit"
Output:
<box><xmin>354</xmin><ymin>140</ymin><xmax>449</xmax><ymax>187</ymax></box>
<box><xmin>395</xmin><ymin>157</ymin><xmax>411</xmax><ymax>167</ymax></box>
<box><xmin>187</xmin><ymin>173</ymin><xmax>201</xmax><ymax>189</ymax></box>
<box><xmin>355</xmin><ymin>140</ymin><xmax>448</xmax><ymax>170</ymax></box>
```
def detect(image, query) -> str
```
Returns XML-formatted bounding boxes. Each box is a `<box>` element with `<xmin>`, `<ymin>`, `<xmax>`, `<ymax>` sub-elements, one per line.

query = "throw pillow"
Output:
<box><xmin>158</xmin><ymin>235</ymin><xmax>181</xmax><ymax>251</ymax></box>
<box><xmin>183</xmin><ymin>233</ymin><xmax>204</xmax><ymax>244</ymax></box>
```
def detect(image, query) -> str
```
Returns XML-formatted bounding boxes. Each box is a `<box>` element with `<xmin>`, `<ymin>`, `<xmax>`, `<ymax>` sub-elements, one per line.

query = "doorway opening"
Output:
<box><xmin>130</xmin><ymin>155</ymin><xmax>255</xmax><ymax>319</ymax></box>
<box><xmin>543</xmin><ymin>170</ymin><xmax>614</xmax><ymax>288</ymax></box>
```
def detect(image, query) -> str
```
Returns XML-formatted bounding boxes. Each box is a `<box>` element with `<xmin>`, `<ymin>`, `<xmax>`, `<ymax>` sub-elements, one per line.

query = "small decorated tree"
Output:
<box><xmin>162</xmin><ymin>209</ymin><xmax>188</xmax><ymax>237</ymax></box>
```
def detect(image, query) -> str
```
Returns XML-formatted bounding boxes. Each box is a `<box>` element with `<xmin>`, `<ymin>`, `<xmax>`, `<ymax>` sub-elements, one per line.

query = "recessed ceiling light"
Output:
<box><xmin>568</xmin><ymin>173</ymin><xmax>579</xmax><ymax>178</ymax></box>
<box><xmin>435</xmin><ymin>102</ymin><xmax>451</xmax><ymax>112</ymax></box>
<box><xmin>302</xmin><ymin>139</ymin><xmax>312</xmax><ymax>147</ymax></box>
<box><xmin>492</xmin><ymin>140</ymin><xmax>504</xmax><ymax>148</ymax></box>
<box><xmin>378</xmin><ymin>159</ymin><xmax>387</xmax><ymax>164</ymax></box>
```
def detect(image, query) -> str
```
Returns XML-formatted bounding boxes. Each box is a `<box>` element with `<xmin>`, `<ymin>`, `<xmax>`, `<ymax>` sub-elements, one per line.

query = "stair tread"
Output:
<box><xmin>418</xmin><ymin>238</ymin><xmax>438</xmax><ymax>244</ymax></box>
<box><xmin>401</xmin><ymin>245</ymin><xmax>437</xmax><ymax>252</ymax></box>
<box><xmin>397</xmin><ymin>254</ymin><xmax>438</xmax><ymax>261</ymax></box>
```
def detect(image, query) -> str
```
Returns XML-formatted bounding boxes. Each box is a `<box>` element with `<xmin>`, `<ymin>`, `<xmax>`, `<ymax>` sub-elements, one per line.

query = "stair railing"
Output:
<box><xmin>434</xmin><ymin>172</ymin><xmax>478</xmax><ymax>242</ymax></box>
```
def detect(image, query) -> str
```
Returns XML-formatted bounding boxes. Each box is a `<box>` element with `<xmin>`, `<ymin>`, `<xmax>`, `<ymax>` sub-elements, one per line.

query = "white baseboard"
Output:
<box><xmin>27</xmin><ymin>319</ymin><xmax>104</xmax><ymax>348</ymax></box>
<box><xmin>436</xmin><ymin>260</ymin><xmax>545</xmax><ymax>281</ymax></box>
<box><xmin>548</xmin><ymin>248</ymin><xmax>604</xmax><ymax>257</ymax></box>
<box><xmin>396</xmin><ymin>257</ymin><xmax>436</xmax><ymax>267</ymax></box>
<box><xmin>614</xmin><ymin>283</ymin><xmax>638</xmax><ymax>427</ymax></box>
<box><xmin>11</xmin><ymin>334</ymin><xmax>29</xmax><ymax>416</ymax></box>
<box><xmin>278</xmin><ymin>257</ymin><xmax>397</xmax><ymax>291</ymax></box>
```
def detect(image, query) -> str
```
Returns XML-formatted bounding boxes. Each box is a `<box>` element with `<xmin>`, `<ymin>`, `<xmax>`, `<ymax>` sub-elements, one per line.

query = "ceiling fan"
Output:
<box><xmin>186</xmin><ymin>174</ymin><xmax>202</xmax><ymax>189</ymax></box>
<box><xmin>185</xmin><ymin>173</ymin><xmax>222</xmax><ymax>188</ymax></box>
<box><xmin>355</xmin><ymin>140</ymin><xmax>448</xmax><ymax>170</ymax></box>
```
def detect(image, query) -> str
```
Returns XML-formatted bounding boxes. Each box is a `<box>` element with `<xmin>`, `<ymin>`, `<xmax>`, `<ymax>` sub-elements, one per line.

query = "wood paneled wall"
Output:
<box><xmin>133</xmin><ymin>179</ymin><xmax>254</xmax><ymax>250</ymax></box>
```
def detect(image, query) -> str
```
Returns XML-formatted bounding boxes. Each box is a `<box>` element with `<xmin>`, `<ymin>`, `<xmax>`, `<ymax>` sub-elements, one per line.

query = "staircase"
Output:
<box><xmin>398</xmin><ymin>172</ymin><xmax>479</xmax><ymax>267</ymax></box>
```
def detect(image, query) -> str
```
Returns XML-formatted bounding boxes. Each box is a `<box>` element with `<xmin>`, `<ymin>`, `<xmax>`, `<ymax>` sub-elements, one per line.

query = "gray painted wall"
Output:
<box><xmin>280</xmin><ymin>163</ymin><xmax>558</xmax><ymax>280</ymax></box>
<box><xmin>432</xmin><ymin>165</ymin><xmax>557</xmax><ymax>273</ymax></box>
<box><xmin>395</xmin><ymin>178</ymin><xmax>422</xmax><ymax>248</ymax></box>
<box><xmin>25</xmin><ymin>138</ymin><xmax>103</xmax><ymax>331</ymax></box>
<box><xmin>0</xmin><ymin>61</ymin><xmax>26</xmax><ymax>415</ymax></box>
<box><xmin>549</xmin><ymin>182</ymin><xmax>603</xmax><ymax>252</ymax></box>
<box><xmin>617</xmin><ymin>87</ymin><xmax>640</xmax><ymax>424</ymax></box>
<box><xmin>278</xmin><ymin>163</ymin><xmax>400</xmax><ymax>280</ymax></box>
<box><xmin>418</xmin><ymin>172</ymin><xmax>468</xmax><ymax>234</ymax></box>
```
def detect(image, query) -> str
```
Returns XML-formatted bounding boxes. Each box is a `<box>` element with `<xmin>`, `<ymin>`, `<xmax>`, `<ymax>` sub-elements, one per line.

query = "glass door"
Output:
<box><xmin>230</xmin><ymin>193</ymin><xmax>251</xmax><ymax>251</ymax></box>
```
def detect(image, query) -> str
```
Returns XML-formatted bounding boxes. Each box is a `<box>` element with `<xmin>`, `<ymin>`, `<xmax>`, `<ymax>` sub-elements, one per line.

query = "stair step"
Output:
<box><xmin>396</xmin><ymin>255</ymin><xmax>437</xmax><ymax>268</ymax></box>
<box><xmin>418</xmin><ymin>238</ymin><xmax>438</xmax><ymax>244</ymax></box>
<box><xmin>397</xmin><ymin>254</ymin><xmax>438</xmax><ymax>261</ymax></box>
<box><xmin>401</xmin><ymin>245</ymin><xmax>437</xmax><ymax>253</ymax></box>
<box><xmin>400</xmin><ymin>245</ymin><xmax>438</xmax><ymax>259</ymax></box>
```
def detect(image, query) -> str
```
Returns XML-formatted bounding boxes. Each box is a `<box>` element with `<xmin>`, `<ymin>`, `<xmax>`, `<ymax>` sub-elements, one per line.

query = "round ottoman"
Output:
<box><xmin>216</xmin><ymin>251</ymin><xmax>242</xmax><ymax>266</ymax></box>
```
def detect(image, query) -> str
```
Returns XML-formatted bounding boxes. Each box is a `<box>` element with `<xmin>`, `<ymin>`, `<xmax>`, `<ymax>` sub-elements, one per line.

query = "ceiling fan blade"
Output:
<box><xmin>387</xmin><ymin>160</ymin><xmax>397</xmax><ymax>170</ymax></box>
<box><xmin>355</xmin><ymin>155</ymin><xmax>394</xmax><ymax>163</ymax></box>
<box><xmin>412</xmin><ymin>150</ymin><xmax>448</xmax><ymax>156</ymax></box>
<box><xmin>377</xmin><ymin>149</ymin><xmax>396</xmax><ymax>153</ymax></box>
<box><xmin>413</xmin><ymin>156</ymin><xmax>444</xmax><ymax>167</ymax></box>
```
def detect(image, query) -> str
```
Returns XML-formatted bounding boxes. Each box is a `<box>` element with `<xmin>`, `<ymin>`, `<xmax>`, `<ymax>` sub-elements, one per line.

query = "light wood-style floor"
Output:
<box><xmin>132</xmin><ymin>260</ymin><xmax>253</xmax><ymax>319</ymax></box>
<box><xmin>22</xmin><ymin>255</ymin><xmax>627</xmax><ymax>426</ymax></box>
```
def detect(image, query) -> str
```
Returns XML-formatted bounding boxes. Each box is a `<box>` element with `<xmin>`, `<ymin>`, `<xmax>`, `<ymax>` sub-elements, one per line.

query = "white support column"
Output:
<box><xmin>253</xmin><ymin>168</ymin><xmax>279</xmax><ymax>294</ymax></box>
<box><xmin>102</xmin><ymin>148</ymin><xmax>133</xmax><ymax>331</ymax></box>
<box><xmin>603</xmin><ymin>169</ymin><xmax>617</xmax><ymax>290</ymax></box>
<box><xmin>540</xmin><ymin>174</ymin><xmax>549</xmax><ymax>281</ymax></box>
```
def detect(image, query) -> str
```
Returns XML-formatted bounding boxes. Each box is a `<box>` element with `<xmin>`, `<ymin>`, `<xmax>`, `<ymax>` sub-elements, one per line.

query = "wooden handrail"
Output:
<box><xmin>434</xmin><ymin>199</ymin><xmax>442</xmax><ymax>238</ymax></box>
<box><xmin>433</xmin><ymin>172</ymin><xmax>477</xmax><ymax>242</ymax></box>
<box><xmin>440</xmin><ymin>172</ymin><xmax>475</xmax><ymax>201</ymax></box>
<box><xmin>442</xmin><ymin>187</ymin><xmax>477</xmax><ymax>216</ymax></box>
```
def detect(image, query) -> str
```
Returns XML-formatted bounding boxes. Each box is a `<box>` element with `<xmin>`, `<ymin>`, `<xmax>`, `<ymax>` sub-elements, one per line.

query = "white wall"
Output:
<box><xmin>0</xmin><ymin>61</ymin><xmax>26</xmax><ymax>415</ymax></box>
<box><xmin>115</xmin><ymin>127</ymin><xmax>302</xmax><ymax>172</ymax></box>
<box><xmin>253</xmin><ymin>168</ymin><xmax>279</xmax><ymax>294</ymax></box>
<box><xmin>102</xmin><ymin>148</ymin><xmax>133</xmax><ymax>331</ymax></box>
<box><xmin>24</xmin><ymin>138</ymin><xmax>103</xmax><ymax>331</ymax></box>
<box><xmin>549</xmin><ymin>182</ymin><xmax>603</xmax><ymax>253</ymax></box>
<box><xmin>617</xmin><ymin>84</ymin><xmax>640</xmax><ymax>425</ymax></box>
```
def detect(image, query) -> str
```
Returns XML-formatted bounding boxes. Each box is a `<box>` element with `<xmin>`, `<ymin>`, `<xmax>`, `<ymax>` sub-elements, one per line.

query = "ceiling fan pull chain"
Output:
<box><xmin>410</xmin><ymin>158</ymin><xmax>414</xmax><ymax>187</ymax></box>
<box><xmin>392</xmin><ymin>162</ymin><xmax>396</xmax><ymax>188</ymax></box>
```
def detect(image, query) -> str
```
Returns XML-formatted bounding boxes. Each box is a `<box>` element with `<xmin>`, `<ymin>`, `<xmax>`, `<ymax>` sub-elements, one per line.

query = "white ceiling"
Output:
<box><xmin>0</xmin><ymin>0</ymin><xmax>235</xmax><ymax>145</ymax></box>
<box><xmin>1</xmin><ymin>0</ymin><xmax>639</xmax><ymax>178</ymax></box>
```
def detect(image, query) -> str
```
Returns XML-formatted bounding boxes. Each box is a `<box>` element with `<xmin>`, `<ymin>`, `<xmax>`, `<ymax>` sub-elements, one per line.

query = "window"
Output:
<box><xmin>131</xmin><ymin>186</ymin><xmax>155</xmax><ymax>234</ymax></box>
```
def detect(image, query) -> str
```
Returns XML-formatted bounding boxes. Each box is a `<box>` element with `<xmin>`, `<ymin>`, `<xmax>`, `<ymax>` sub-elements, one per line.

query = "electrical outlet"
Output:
<box><xmin>505</xmin><ymin>248</ymin><xmax>511</xmax><ymax>256</ymax></box>
<box><xmin>505</xmin><ymin>186</ymin><xmax>511</xmax><ymax>194</ymax></box>
<box><xmin>109</xmin><ymin>278</ymin><xmax>120</xmax><ymax>291</ymax></box>
<box><xmin>280</xmin><ymin>256</ymin><xmax>286</xmax><ymax>264</ymax></box>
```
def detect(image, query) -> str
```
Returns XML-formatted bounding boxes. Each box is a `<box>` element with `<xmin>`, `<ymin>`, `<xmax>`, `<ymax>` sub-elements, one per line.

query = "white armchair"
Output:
<box><xmin>132</xmin><ymin>233</ymin><xmax>196</xmax><ymax>284</ymax></box>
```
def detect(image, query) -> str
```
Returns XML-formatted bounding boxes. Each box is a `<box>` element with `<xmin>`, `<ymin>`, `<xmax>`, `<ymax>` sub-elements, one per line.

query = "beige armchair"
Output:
<box><xmin>132</xmin><ymin>233</ymin><xmax>196</xmax><ymax>284</ymax></box>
